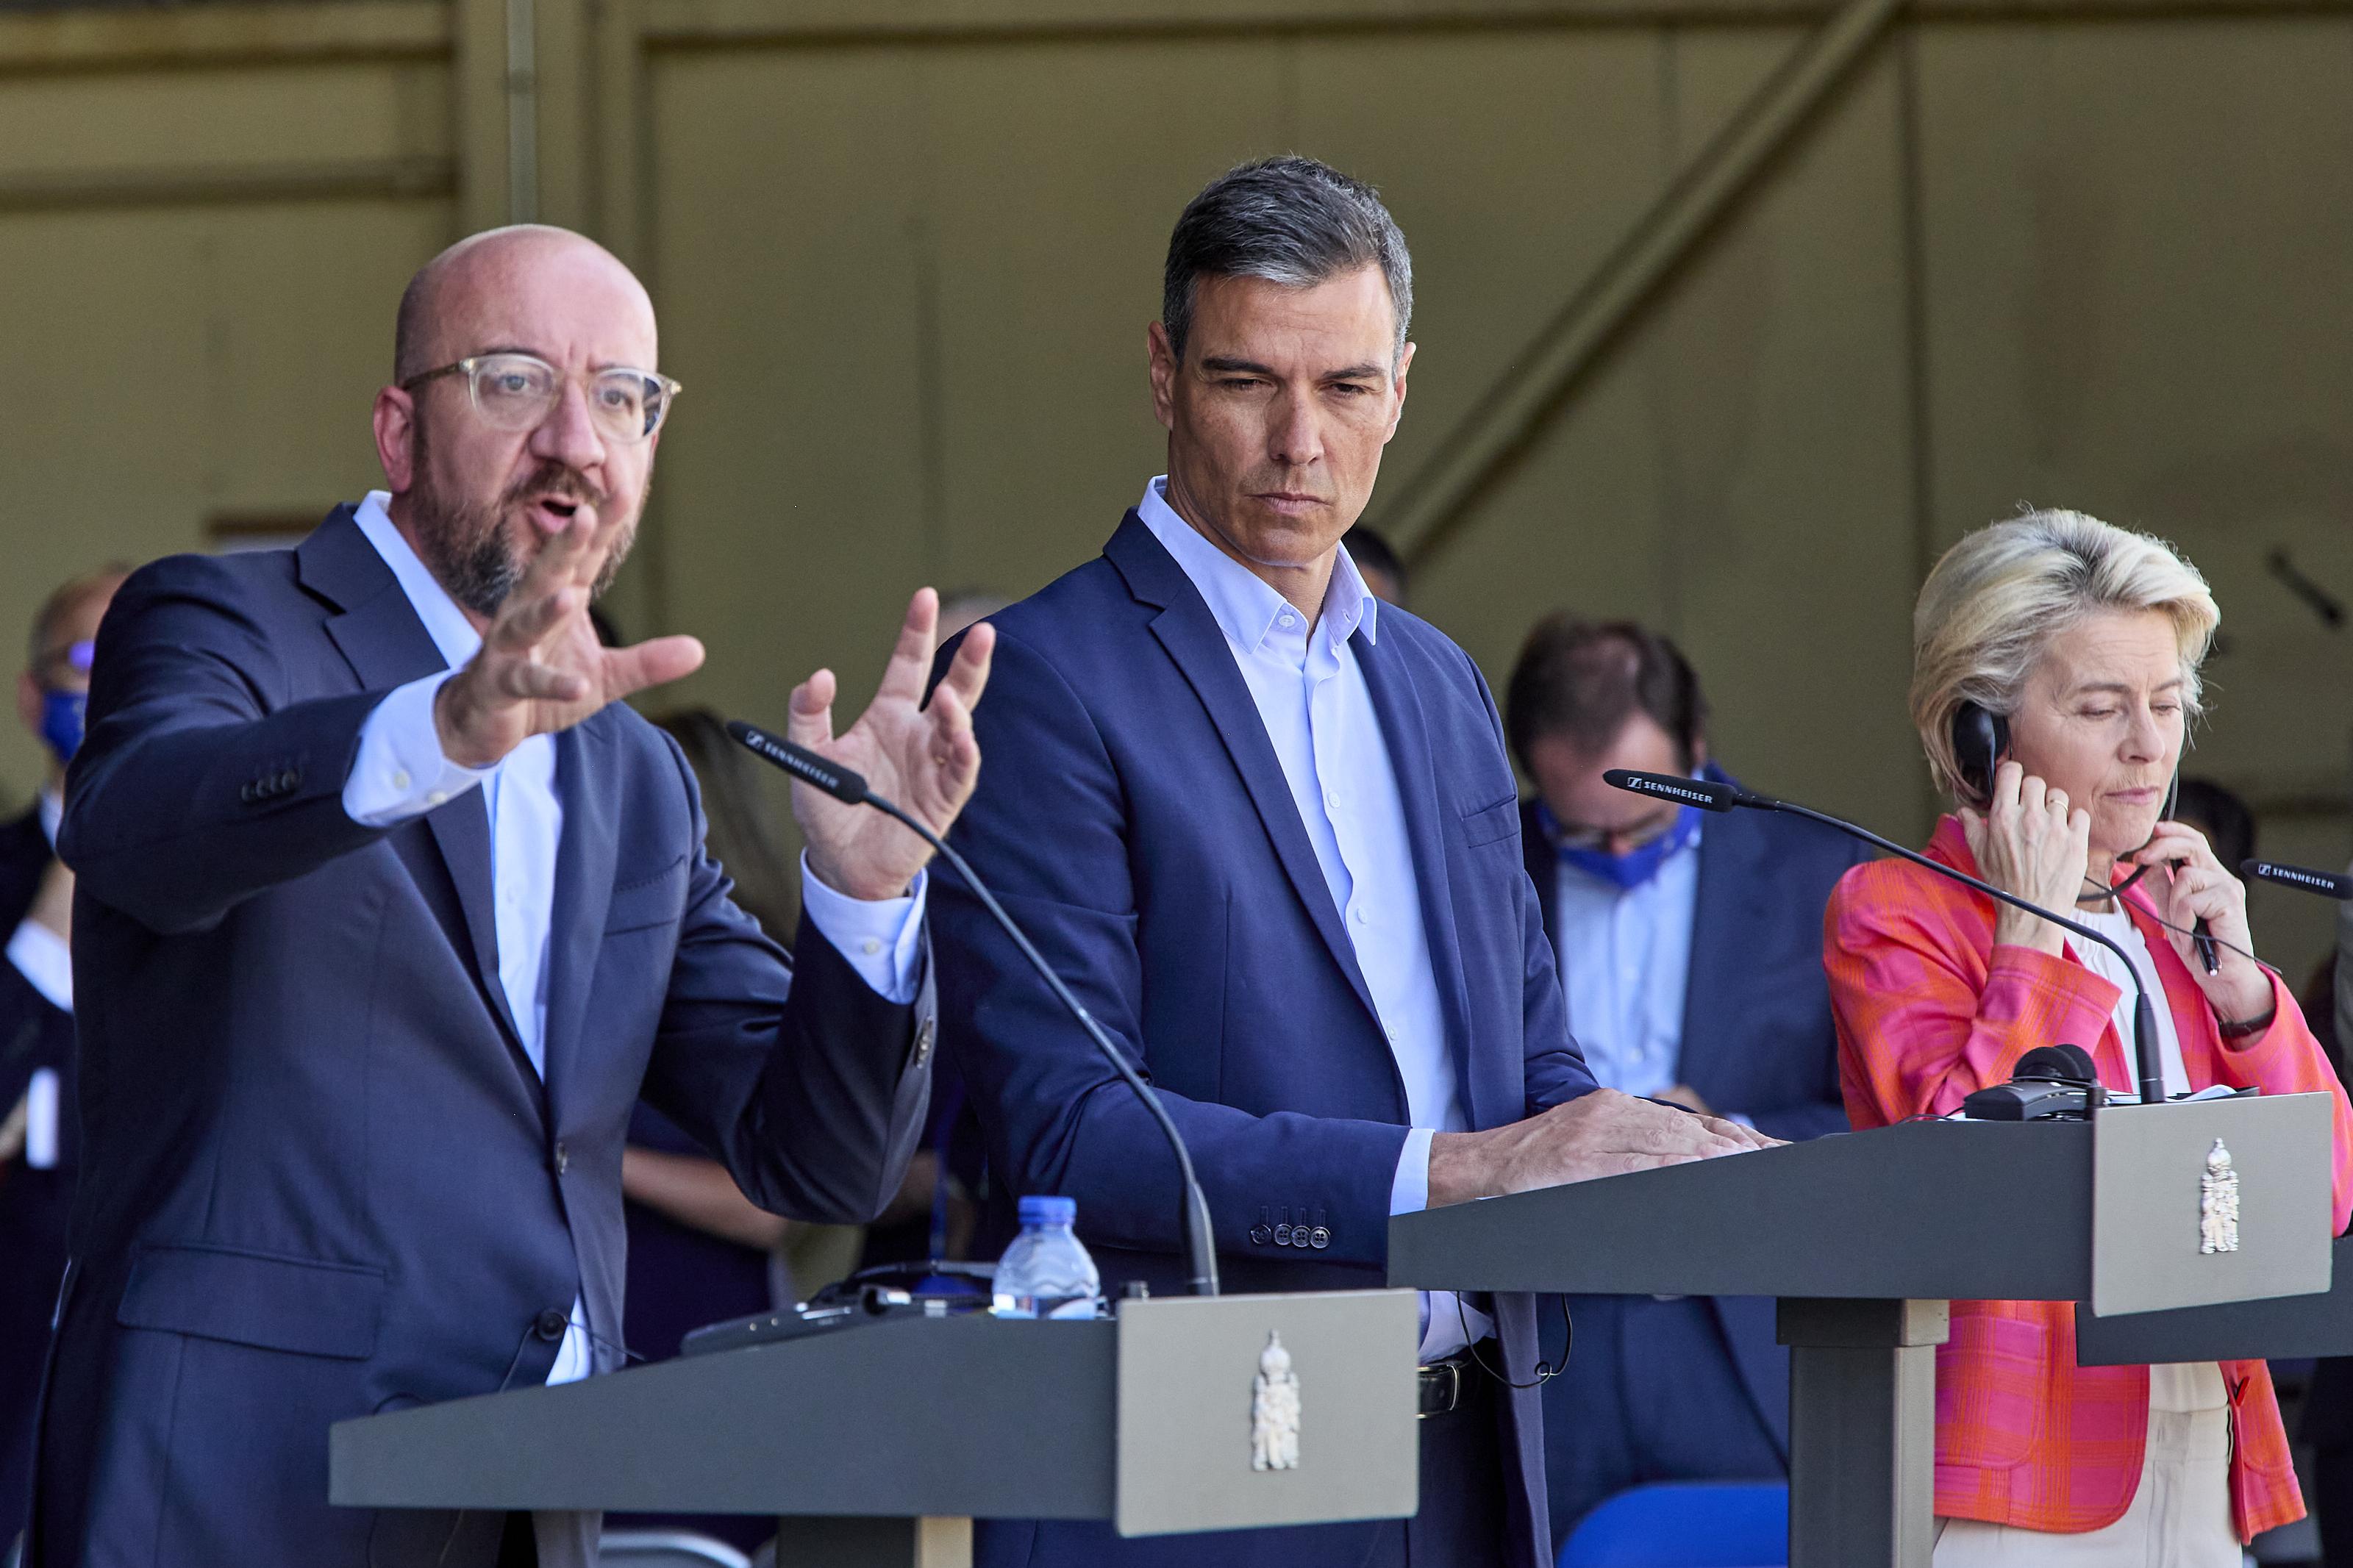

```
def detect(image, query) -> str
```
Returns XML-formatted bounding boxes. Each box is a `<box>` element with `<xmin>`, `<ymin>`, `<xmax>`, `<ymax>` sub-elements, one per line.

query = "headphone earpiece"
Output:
<box><xmin>1951</xmin><ymin>702</ymin><xmax>2011</xmax><ymax>805</ymax></box>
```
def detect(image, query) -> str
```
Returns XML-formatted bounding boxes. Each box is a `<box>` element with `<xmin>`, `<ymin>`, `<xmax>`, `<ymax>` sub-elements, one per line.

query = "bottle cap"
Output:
<box><xmin>1018</xmin><ymin>1195</ymin><xmax>1076</xmax><ymax>1227</ymax></box>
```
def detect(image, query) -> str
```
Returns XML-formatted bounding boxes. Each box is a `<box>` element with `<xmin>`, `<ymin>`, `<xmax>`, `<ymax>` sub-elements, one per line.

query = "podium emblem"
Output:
<box><xmin>1251</xmin><ymin>1331</ymin><xmax>1301</xmax><ymax>1471</ymax></box>
<box><xmin>2200</xmin><ymin>1138</ymin><xmax>2240</xmax><ymax>1255</ymax></box>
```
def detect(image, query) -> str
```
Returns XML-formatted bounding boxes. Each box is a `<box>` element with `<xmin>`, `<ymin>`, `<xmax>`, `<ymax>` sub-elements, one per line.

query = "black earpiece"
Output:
<box><xmin>1952</xmin><ymin>702</ymin><xmax>2011</xmax><ymax>804</ymax></box>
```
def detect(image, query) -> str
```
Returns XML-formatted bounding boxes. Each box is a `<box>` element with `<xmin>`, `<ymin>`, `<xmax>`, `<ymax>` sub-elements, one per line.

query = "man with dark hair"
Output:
<box><xmin>0</xmin><ymin>568</ymin><xmax>126</xmax><ymax>1558</ymax></box>
<box><xmin>934</xmin><ymin>156</ymin><xmax>1765</xmax><ymax>1568</ymax></box>
<box><xmin>1504</xmin><ymin>612</ymin><xmax>1863</xmax><ymax>1542</ymax></box>
<box><xmin>35</xmin><ymin>225</ymin><xmax>994</xmax><ymax>1568</ymax></box>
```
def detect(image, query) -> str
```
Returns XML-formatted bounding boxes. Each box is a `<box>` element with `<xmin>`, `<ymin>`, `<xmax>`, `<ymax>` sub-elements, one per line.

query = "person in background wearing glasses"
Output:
<box><xmin>0</xmin><ymin>568</ymin><xmax>126</xmax><ymax>1561</ymax></box>
<box><xmin>1501</xmin><ymin>615</ymin><xmax>1865</xmax><ymax>1547</ymax></box>
<box><xmin>1826</xmin><ymin>511</ymin><xmax>2353</xmax><ymax>1565</ymax></box>
<box><xmin>28</xmin><ymin>225</ymin><xmax>994</xmax><ymax>1568</ymax></box>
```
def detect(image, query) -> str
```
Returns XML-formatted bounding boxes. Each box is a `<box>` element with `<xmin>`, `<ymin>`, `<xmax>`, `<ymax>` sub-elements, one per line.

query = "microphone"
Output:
<box><xmin>1603</xmin><ymin>769</ymin><xmax>2171</xmax><ymax>1109</ymax></box>
<box><xmin>2243</xmin><ymin>859</ymin><xmax>2353</xmax><ymax>901</ymax></box>
<box><xmin>726</xmin><ymin>720</ymin><xmax>1221</xmax><ymax>1297</ymax></box>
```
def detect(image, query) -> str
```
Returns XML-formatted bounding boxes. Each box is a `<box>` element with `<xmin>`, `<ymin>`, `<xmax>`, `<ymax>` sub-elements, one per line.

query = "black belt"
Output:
<box><xmin>1418</xmin><ymin>1344</ymin><xmax>1490</xmax><ymax>1418</ymax></box>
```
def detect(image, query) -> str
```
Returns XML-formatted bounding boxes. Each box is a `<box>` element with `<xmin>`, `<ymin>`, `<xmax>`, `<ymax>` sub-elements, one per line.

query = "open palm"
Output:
<box><xmin>790</xmin><ymin>587</ymin><xmax>995</xmax><ymax>901</ymax></box>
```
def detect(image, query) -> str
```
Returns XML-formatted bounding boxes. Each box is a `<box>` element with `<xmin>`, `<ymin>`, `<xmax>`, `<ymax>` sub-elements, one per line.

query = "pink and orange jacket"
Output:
<box><xmin>1824</xmin><ymin>817</ymin><xmax>2353</xmax><ymax>1540</ymax></box>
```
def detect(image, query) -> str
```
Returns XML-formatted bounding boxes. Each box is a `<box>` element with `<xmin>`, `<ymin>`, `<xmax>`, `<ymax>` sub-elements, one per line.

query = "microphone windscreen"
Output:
<box><xmin>1602</xmin><ymin>769</ymin><xmax>1738</xmax><ymax>813</ymax></box>
<box><xmin>726</xmin><ymin>719</ymin><xmax>870</xmax><ymax>805</ymax></box>
<box><xmin>2242</xmin><ymin>859</ymin><xmax>2353</xmax><ymax>901</ymax></box>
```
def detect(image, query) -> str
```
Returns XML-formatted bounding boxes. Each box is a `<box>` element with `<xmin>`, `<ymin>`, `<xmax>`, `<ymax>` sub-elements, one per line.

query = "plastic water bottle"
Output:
<box><xmin>992</xmin><ymin>1195</ymin><xmax>1102</xmax><ymax>1320</ymax></box>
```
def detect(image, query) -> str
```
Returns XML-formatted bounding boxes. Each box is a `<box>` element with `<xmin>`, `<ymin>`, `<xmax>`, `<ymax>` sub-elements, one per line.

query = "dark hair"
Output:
<box><xmin>1504</xmin><ymin>615</ymin><xmax>1707</xmax><ymax>776</ymax></box>
<box><xmin>1162</xmin><ymin>155</ymin><xmax>1413</xmax><ymax>365</ymax></box>
<box><xmin>2172</xmin><ymin>777</ymin><xmax>2255</xmax><ymax>871</ymax></box>
<box><xmin>1342</xmin><ymin>526</ymin><xmax>1407</xmax><ymax>602</ymax></box>
<box><xmin>650</xmin><ymin>708</ymin><xmax>801</xmax><ymax>942</ymax></box>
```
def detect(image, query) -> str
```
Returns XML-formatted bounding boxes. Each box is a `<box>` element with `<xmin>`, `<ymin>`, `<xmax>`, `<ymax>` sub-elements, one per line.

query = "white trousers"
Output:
<box><xmin>1932</xmin><ymin>1406</ymin><xmax>2238</xmax><ymax>1568</ymax></box>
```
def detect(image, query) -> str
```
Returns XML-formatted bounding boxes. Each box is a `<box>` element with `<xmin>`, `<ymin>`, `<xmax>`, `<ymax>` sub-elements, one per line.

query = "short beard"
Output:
<box><xmin>407</xmin><ymin>416</ymin><xmax>633</xmax><ymax>618</ymax></box>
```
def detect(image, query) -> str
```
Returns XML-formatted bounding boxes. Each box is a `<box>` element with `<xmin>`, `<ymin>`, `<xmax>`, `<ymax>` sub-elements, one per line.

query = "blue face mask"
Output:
<box><xmin>39</xmin><ymin>688</ymin><xmax>85</xmax><ymax>767</ymax></box>
<box><xmin>1559</xmin><ymin>806</ymin><xmax>1699</xmax><ymax>889</ymax></box>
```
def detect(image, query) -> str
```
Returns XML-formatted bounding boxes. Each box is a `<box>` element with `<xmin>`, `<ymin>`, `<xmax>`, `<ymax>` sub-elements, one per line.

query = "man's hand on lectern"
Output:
<box><xmin>1425</xmin><ymin>1086</ymin><xmax>1776</xmax><ymax>1206</ymax></box>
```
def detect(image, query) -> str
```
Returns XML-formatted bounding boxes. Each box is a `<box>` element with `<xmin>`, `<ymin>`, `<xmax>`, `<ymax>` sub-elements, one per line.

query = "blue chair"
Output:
<box><xmin>1558</xmin><ymin>1482</ymin><xmax>1790</xmax><ymax>1568</ymax></box>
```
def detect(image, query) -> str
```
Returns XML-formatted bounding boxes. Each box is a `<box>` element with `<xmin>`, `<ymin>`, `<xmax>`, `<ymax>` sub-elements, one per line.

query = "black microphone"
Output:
<box><xmin>726</xmin><ymin>720</ymin><xmax>1221</xmax><ymax>1297</ymax></box>
<box><xmin>2243</xmin><ymin>859</ymin><xmax>2353</xmax><ymax>901</ymax></box>
<box><xmin>1604</xmin><ymin>769</ymin><xmax>2171</xmax><ymax>1109</ymax></box>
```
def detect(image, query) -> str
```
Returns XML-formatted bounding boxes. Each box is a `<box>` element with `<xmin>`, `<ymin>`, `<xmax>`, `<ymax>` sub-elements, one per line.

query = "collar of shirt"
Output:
<box><xmin>1135</xmin><ymin>477</ymin><xmax>1378</xmax><ymax>669</ymax></box>
<box><xmin>353</xmin><ymin>491</ymin><xmax>485</xmax><ymax>675</ymax></box>
<box><xmin>38</xmin><ymin>788</ymin><xmax>60</xmax><ymax>850</ymax></box>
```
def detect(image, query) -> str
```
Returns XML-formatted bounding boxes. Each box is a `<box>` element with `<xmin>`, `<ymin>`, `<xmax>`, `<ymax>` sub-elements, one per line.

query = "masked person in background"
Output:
<box><xmin>0</xmin><ymin>568</ymin><xmax>126</xmax><ymax>1558</ymax></box>
<box><xmin>1504</xmin><ymin>615</ymin><xmax>1864</xmax><ymax>1544</ymax></box>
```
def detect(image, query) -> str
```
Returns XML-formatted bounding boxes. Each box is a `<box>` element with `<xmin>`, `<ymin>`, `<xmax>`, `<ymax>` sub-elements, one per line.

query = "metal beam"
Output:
<box><xmin>1373</xmin><ymin>0</ymin><xmax>1904</xmax><ymax>568</ymax></box>
<box><xmin>0</xmin><ymin>157</ymin><xmax>455</xmax><ymax>213</ymax></box>
<box><xmin>0</xmin><ymin>1</ymin><xmax>449</xmax><ymax>78</ymax></box>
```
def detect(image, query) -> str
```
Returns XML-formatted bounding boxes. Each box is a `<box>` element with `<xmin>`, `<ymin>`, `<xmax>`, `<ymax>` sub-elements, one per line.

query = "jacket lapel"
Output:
<box><xmin>301</xmin><ymin>508</ymin><xmax>525</xmax><ymax>1054</ymax></box>
<box><xmin>1354</xmin><ymin>633</ymin><xmax>1490</xmax><ymax>1131</ymax></box>
<box><xmin>1106</xmin><ymin>515</ymin><xmax>1383</xmax><ymax>1031</ymax></box>
<box><xmin>539</xmin><ymin>716</ymin><xmax>620</xmax><ymax>1121</ymax></box>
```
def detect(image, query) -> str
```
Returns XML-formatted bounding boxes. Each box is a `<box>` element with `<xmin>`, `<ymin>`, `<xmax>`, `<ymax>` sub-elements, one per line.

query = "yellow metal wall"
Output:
<box><xmin>5</xmin><ymin>0</ymin><xmax>2351</xmax><ymax>971</ymax></box>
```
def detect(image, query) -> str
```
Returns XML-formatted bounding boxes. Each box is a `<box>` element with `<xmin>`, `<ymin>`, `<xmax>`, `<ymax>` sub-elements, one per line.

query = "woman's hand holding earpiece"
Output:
<box><xmin>2129</xmin><ymin>821</ymin><xmax>2271</xmax><ymax>1026</ymax></box>
<box><xmin>1960</xmin><ymin>760</ymin><xmax>2090</xmax><ymax>956</ymax></box>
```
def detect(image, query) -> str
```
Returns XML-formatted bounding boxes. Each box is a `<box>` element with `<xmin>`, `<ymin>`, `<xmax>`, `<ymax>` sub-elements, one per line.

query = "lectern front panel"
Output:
<box><xmin>1112</xmin><ymin>1290</ymin><xmax>1418</xmax><ymax>1539</ymax></box>
<box><xmin>2090</xmin><ymin>1094</ymin><xmax>2335</xmax><ymax>1316</ymax></box>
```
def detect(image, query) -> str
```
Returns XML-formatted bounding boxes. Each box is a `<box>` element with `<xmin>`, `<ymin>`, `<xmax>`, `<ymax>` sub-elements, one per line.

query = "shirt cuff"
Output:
<box><xmin>342</xmin><ymin>671</ymin><xmax>492</xmax><ymax>828</ymax></box>
<box><xmin>7</xmin><ymin>919</ymin><xmax>72</xmax><ymax>1012</ymax></box>
<box><xmin>798</xmin><ymin>852</ymin><xmax>925</xmax><ymax>1005</ymax></box>
<box><xmin>1389</xmin><ymin>1125</ymin><xmax>1437</xmax><ymax>1216</ymax></box>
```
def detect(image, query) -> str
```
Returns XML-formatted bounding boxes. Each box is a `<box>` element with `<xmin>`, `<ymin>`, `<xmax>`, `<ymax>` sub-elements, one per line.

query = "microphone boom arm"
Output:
<box><xmin>1604</xmin><ymin>769</ymin><xmax>2168</xmax><ymax>1108</ymax></box>
<box><xmin>728</xmin><ymin>720</ymin><xmax>1221</xmax><ymax>1297</ymax></box>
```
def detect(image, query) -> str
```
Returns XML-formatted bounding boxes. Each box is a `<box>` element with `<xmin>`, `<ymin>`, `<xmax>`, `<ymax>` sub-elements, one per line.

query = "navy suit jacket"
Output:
<box><xmin>1521</xmin><ymin>792</ymin><xmax>1862</xmax><ymax>1451</ymax></box>
<box><xmin>935</xmin><ymin>515</ymin><xmax>1599</xmax><ymax>1568</ymax></box>
<box><xmin>32</xmin><ymin>509</ymin><xmax>934</xmax><ymax>1568</ymax></box>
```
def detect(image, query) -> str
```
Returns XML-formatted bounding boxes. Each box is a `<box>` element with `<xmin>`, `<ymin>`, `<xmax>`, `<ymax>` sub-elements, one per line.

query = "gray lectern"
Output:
<box><xmin>2075</xmin><ymin>1231</ymin><xmax>2353</xmax><ymax>1367</ymax></box>
<box><xmin>331</xmin><ymin>1289</ymin><xmax>1416</xmax><ymax>1567</ymax></box>
<box><xmin>1388</xmin><ymin>1095</ymin><xmax>2337</xmax><ymax>1568</ymax></box>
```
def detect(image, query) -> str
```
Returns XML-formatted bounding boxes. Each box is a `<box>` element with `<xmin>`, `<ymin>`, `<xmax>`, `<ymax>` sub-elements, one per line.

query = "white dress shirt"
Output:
<box><xmin>1551</xmin><ymin>832</ymin><xmax>1702</xmax><ymax>1101</ymax></box>
<box><xmin>1137</xmin><ymin>479</ymin><xmax>1485</xmax><ymax>1359</ymax></box>
<box><xmin>340</xmin><ymin>491</ymin><xmax>924</xmax><ymax>1381</ymax></box>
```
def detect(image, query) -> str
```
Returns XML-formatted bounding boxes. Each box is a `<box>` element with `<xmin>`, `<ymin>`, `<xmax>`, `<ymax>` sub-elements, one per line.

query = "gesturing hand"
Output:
<box><xmin>790</xmin><ymin>589</ymin><xmax>996</xmax><ymax>903</ymax></box>
<box><xmin>1427</xmin><ymin>1087</ymin><xmax>1777</xmax><ymax>1207</ymax></box>
<box><xmin>2128</xmin><ymin>821</ymin><xmax>2272</xmax><ymax>1025</ymax></box>
<box><xmin>435</xmin><ymin>515</ymin><xmax>705</xmax><ymax>769</ymax></box>
<box><xmin>1960</xmin><ymin>759</ymin><xmax>2090</xmax><ymax>956</ymax></box>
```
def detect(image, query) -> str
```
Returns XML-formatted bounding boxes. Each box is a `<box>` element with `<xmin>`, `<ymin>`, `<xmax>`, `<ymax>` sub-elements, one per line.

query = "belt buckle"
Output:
<box><xmin>1417</xmin><ymin>1357</ymin><xmax>1461</xmax><ymax>1420</ymax></box>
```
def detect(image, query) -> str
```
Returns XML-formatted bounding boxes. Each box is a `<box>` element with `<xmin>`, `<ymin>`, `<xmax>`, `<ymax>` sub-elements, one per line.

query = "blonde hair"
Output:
<box><xmin>1910</xmin><ymin>509</ymin><xmax>2219</xmax><ymax>803</ymax></box>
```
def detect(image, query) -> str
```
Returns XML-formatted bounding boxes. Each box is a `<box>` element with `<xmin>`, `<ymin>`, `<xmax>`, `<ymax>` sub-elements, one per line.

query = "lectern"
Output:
<box><xmin>331</xmin><ymin>1289</ymin><xmax>1417</xmax><ymax>1567</ymax></box>
<box><xmin>1388</xmin><ymin>1095</ymin><xmax>2337</xmax><ymax>1568</ymax></box>
<box><xmin>2074</xmin><ymin>1232</ymin><xmax>2353</xmax><ymax>1366</ymax></box>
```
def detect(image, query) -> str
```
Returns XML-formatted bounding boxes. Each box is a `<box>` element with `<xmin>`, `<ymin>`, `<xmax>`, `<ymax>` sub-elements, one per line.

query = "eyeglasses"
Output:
<box><xmin>402</xmin><ymin>353</ymin><xmax>681</xmax><ymax>443</ymax></box>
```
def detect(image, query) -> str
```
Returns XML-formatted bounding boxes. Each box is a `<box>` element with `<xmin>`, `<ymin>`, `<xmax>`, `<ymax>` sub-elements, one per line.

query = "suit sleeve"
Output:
<box><xmin>935</xmin><ymin>628</ymin><xmax>1428</xmax><ymax>1269</ymax></box>
<box><xmin>635</xmin><ymin>739</ymin><xmax>934</xmax><ymax>1227</ymax></box>
<box><xmin>60</xmin><ymin>555</ymin><xmax>391</xmax><ymax>934</ymax></box>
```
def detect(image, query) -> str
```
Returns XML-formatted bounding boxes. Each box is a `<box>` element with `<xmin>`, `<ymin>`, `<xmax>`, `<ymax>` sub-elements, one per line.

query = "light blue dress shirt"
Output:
<box><xmin>340</xmin><ymin>491</ymin><xmax>925</xmax><ymax>1381</ymax></box>
<box><xmin>1137</xmin><ymin>479</ymin><xmax>1485</xmax><ymax>1358</ymax></box>
<box><xmin>1549</xmin><ymin>830</ymin><xmax>1702</xmax><ymax>1100</ymax></box>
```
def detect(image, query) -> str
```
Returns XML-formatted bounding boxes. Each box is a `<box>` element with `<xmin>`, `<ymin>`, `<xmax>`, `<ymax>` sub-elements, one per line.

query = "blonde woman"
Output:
<box><xmin>1825</xmin><ymin>510</ymin><xmax>2353</xmax><ymax>1562</ymax></box>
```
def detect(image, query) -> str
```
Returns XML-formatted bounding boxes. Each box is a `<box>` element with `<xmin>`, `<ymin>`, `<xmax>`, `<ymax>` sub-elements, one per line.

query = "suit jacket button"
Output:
<box><xmin>554</xmin><ymin>1141</ymin><xmax>570</xmax><ymax>1175</ymax></box>
<box><xmin>534</xmin><ymin>1309</ymin><xmax>568</xmax><ymax>1342</ymax></box>
<box><xmin>240</xmin><ymin>783</ymin><xmax>257</xmax><ymax>803</ymax></box>
<box><xmin>1249</xmin><ymin>1224</ymin><xmax>1272</xmax><ymax>1246</ymax></box>
<box><xmin>1310</xmin><ymin>1227</ymin><xmax>1331</xmax><ymax>1250</ymax></box>
<box><xmin>1273</xmin><ymin>1223</ymin><xmax>1292</xmax><ymax>1246</ymax></box>
<box><xmin>279</xmin><ymin>770</ymin><xmax>299</xmax><ymax>791</ymax></box>
<box><xmin>913</xmin><ymin>1017</ymin><xmax>935</xmax><ymax>1067</ymax></box>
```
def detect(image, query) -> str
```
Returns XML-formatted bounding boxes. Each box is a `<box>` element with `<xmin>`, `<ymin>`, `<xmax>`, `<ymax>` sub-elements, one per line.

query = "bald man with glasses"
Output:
<box><xmin>29</xmin><ymin>225</ymin><xmax>993</xmax><ymax>1568</ymax></box>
